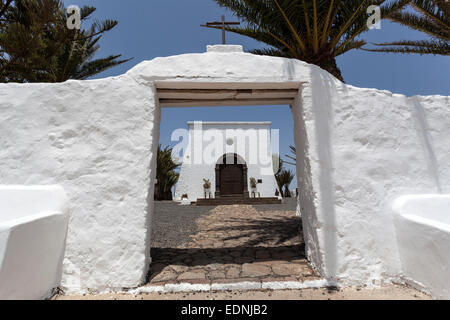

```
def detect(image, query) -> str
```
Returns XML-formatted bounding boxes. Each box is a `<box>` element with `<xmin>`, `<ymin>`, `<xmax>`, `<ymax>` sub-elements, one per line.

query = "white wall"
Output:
<box><xmin>295</xmin><ymin>65</ymin><xmax>450</xmax><ymax>285</ymax></box>
<box><xmin>0</xmin><ymin>185</ymin><xmax>68</xmax><ymax>223</ymax></box>
<box><xmin>0</xmin><ymin>45</ymin><xmax>448</xmax><ymax>293</ymax></box>
<box><xmin>0</xmin><ymin>76</ymin><xmax>160</xmax><ymax>293</ymax></box>
<box><xmin>175</xmin><ymin>122</ymin><xmax>278</xmax><ymax>201</ymax></box>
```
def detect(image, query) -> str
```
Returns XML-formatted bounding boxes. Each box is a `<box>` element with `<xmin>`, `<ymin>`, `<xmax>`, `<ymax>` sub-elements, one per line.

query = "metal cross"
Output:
<box><xmin>201</xmin><ymin>15</ymin><xmax>240</xmax><ymax>45</ymax></box>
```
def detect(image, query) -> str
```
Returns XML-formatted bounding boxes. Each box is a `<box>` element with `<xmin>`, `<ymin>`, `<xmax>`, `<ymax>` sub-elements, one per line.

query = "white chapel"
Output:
<box><xmin>174</xmin><ymin>121</ymin><xmax>279</xmax><ymax>202</ymax></box>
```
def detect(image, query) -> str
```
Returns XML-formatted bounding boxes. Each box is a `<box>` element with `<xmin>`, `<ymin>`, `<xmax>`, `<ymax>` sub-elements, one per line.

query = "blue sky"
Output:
<box><xmin>64</xmin><ymin>0</ymin><xmax>449</xmax><ymax>187</ymax></box>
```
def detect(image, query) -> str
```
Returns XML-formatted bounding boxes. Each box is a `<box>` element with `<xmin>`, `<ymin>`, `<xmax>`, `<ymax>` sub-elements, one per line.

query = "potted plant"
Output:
<box><xmin>203</xmin><ymin>178</ymin><xmax>211</xmax><ymax>199</ymax></box>
<box><xmin>249</xmin><ymin>177</ymin><xmax>257</xmax><ymax>198</ymax></box>
<box><xmin>179</xmin><ymin>193</ymin><xmax>190</xmax><ymax>206</ymax></box>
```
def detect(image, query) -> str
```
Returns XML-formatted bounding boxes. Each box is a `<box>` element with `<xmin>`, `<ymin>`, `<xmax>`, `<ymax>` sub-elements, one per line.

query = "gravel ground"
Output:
<box><xmin>151</xmin><ymin>199</ymin><xmax>298</xmax><ymax>248</ymax></box>
<box><xmin>255</xmin><ymin>198</ymin><xmax>297</xmax><ymax>212</ymax></box>
<box><xmin>148</xmin><ymin>203</ymin><xmax>314</xmax><ymax>285</ymax></box>
<box><xmin>151</xmin><ymin>201</ymin><xmax>215</xmax><ymax>248</ymax></box>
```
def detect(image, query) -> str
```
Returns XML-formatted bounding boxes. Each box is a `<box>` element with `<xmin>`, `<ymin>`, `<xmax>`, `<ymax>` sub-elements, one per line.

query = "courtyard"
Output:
<box><xmin>56</xmin><ymin>199</ymin><xmax>430</xmax><ymax>300</ymax></box>
<box><xmin>148</xmin><ymin>199</ymin><xmax>319</xmax><ymax>286</ymax></box>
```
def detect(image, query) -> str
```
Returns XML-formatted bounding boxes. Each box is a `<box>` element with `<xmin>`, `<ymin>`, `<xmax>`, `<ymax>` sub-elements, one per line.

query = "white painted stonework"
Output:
<box><xmin>0</xmin><ymin>45</ymin><xmax>449</xmax><ymax>296</ymax></box>
<box><xmin>174</xmin><ymin>121</ymin><xmax>278</xmax><ymax>201</ymax></box>
<box><xmin>0</xmin><ymin>186</ymin><xmax>69</xmax><ymax>299</ymax></box>
<box><xmin>207</xmin><ymin>44</ymin><xmax>243</xmax><ymax>53</ymax></box>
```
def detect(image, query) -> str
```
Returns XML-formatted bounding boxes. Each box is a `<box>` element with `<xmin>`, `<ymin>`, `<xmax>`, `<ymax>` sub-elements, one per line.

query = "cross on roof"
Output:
<box><xmin>201</xmin><ymin>15</ymin><xmax>240</xmax><ymax>45</ymax></box>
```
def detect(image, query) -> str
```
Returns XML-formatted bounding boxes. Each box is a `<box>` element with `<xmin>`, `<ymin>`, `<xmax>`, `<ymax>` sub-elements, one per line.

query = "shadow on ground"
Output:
<box><xmin>148</xmin><ymin>203</ymin><xmax>310</xmax><ymax>283</ymax></box>
<box><xmin>206</xmin><ymin>215</ymin><xmax>302</xmax><ymax>246</ymax></box>
<box><xmin>151</xmin><ymin>244</ymin><xmax>305</xmax><ymax>268</ymax></box>
<box><xmin>148</xmin><ymin>244</ymin><xmax>307</xmax><ymax>283</ymax></box>
<box><xmin>151</xmin><ymin>201</ymin><xmax>215</xmax><ymax>248</ymax></box>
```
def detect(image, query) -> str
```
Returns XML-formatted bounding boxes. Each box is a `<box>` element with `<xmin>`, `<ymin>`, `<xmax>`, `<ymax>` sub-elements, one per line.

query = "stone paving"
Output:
<box><xmin>147</xmin><ymin>202</ymin><xmax>320</xmax><ymax>287</ymax></box>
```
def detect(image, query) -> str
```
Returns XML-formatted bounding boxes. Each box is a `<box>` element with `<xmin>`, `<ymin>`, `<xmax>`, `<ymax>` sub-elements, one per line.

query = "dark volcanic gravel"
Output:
<box><xmin>151</xmin><ymin>201</ymin><xmax>215</xmax><ymax>248</ymax></box>
<box><xmin>151</xmin><ymin>199</ymin><xmax>298</xmax><ymax>248</ymax></box>
<box><xmin>255</xmin><ymin>197</ymin><xmax>297</xmax><ymax>211</ymax></box>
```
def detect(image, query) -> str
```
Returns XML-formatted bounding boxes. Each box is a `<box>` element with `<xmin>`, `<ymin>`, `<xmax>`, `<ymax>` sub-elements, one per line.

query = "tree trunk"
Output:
<box><xmin>154</xmin><ymin>183</ymin><xmax>160</xmax><ymax>200</ymax></box>
<box><xmin>321</xmin><ymin>58</ymin><xmax>344</xmax><ymax>82</ymax></box>
<box><xmin>163</xmin><ymin>190</ymin><xmax>173</xmax><ymax>201</ymax></box>
<box><xmin>284</xmin><ymin>187</ymin><xmax>291</xmax><ymax>198</ymax></box>
<box><xmin>305</xmin><ymin>54</ymin><xmax>344</xmax><ymax>82</ymax></box>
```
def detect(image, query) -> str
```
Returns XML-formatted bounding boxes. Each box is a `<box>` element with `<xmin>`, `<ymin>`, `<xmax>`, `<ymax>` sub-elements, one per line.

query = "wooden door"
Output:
<box><xmin>220</xmin><ymin>164</ymin><xmax>244</xmax><ymax>196</ymax></box>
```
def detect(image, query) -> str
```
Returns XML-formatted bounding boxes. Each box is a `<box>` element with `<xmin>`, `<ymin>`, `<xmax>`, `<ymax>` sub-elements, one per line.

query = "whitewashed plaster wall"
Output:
<box><xmin>294</xmin><ymin>65</ymin><xmax>449</xmax><ymax>285</ymax></box>
<box><xmin>0</xmin><ymin>45</ymin><xmax>448</xmax><ymax>293</ymax></box>
<box><xmin>0</xmin><ymin>76</ymin><xmax>160</xmax><ymax>293</ymax></box>
<box><xmin>175</xmin><ymin>122</ymin><xmax>278</xmax><ymax>201</ymax></box>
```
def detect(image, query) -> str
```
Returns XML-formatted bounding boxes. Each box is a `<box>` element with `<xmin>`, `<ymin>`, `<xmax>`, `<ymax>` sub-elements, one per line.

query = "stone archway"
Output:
<box><xmin>215</xmin><ymin>153</ymin><xmax>249</xmax><ymax>198</ymax></box>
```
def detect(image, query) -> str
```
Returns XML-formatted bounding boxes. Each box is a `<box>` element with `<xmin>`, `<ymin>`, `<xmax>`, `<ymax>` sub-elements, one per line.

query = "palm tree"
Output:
<box><xmin>285</xmin><ymin>146</ymin><xmax>296</xmax><ymax>166</ymax></box>
<box><xmin>275</xmin><ymin>169</ymin><xmax>295</xmax><ymax>197</ymax></box>
<box><xmin>0</xmin><ymin>0</ymin><xmax>130</xmax><ymax>82</ymax></box>
<box><xmin>275</xmin><ymin>171</ymin><xmax>285</xmax><ymax>195</ymax></box>
<box><xmin>209</xmin><ymin>0</ymin><xmax>408</xmax><ymax>81</ymax></box>
<box><xmin>43</xmin><ymin>5</ymin><xmax>132</xmax><ymax>82</ymax></box>
<box><xmin>282</xmin><ymin>169</ymin><xmax>295</xmax><ymax>197</ymax></box>
<box><xmin>367</xmin><ymin>0</ymin><xmax>449</xmax><ymax>55</ymax></box>
<box><xmin>155</xmin><ymin>145</ymin><xmax>181</xmax><ymax>201</ymax></box>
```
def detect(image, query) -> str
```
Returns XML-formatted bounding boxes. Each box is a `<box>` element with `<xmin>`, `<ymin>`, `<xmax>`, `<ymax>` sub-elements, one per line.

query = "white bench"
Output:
<box><xmin>0</xmin><ymin>186</ymin><xmax>69</xmax><ymax>300</ymax></box>
<box><xmin>393</xmin><ymin>195</ymin><xmax>450</xmax><ymax>299</ymax></box>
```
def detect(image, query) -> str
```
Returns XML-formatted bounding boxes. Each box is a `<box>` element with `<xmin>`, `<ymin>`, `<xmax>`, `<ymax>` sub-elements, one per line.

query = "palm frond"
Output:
<box><xmin>249</xmin><ymin>47</ymin><xmax>290</xmax><ymax>57</ymax></box>
<box><xmin>364</xmin><ymin>39</ymin><xmax>450</xmax><ymax>55</ymax></box>
<box><xmin>72</xmin><ymin>55</ymin><xmax>132</xmax><ymax>80</ymax></box>
<box><xmin>211</xmin><ymin>0</ymin><xmax>420</xmax><ymax>81</ymax></box>
<box><xmin>369</xmin><ymin>0</ymin><xmax>450</xmax><ymax>55</ymax></box>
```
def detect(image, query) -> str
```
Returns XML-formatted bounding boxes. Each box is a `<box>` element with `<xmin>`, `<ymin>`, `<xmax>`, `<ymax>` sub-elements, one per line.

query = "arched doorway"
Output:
<box><xmin>215</xmin><ymin>154</ymin><xmax>249</xmax><ymax>198</ymax></box>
